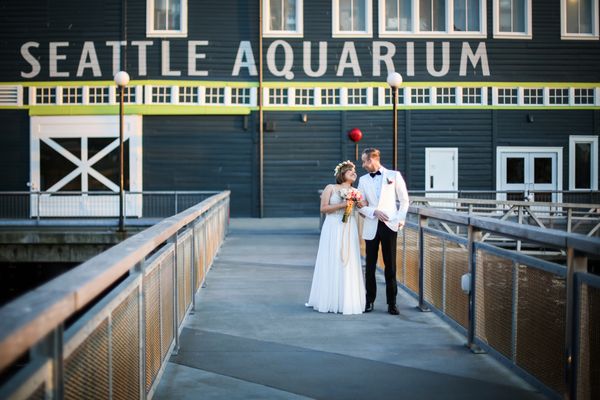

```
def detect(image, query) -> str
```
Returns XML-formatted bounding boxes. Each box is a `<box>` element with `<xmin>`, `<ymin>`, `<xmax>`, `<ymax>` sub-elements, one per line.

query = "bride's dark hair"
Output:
<box><xmin>335</xmin><ymin>161</ymin><xmax>355</xmax><ymax>184</ymax></box>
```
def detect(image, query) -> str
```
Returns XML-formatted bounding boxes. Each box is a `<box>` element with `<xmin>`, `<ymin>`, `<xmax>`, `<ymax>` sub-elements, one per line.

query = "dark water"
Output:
<box><xmin>0</xmin><ymin>262</ymin><xmax>78</xmax><ymax>306</ymax></box>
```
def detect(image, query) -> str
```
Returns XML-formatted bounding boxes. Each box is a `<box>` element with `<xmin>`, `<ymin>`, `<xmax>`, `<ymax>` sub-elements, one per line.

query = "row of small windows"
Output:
<box><xmin>24</xmin><ymin>85</ymin><xmax>600</xmax><ymax>107</ymax></box>
<box><xmin>147</xmin><ymin>0</ymin><xmax>599</xmax><ymax>40</ymax></box>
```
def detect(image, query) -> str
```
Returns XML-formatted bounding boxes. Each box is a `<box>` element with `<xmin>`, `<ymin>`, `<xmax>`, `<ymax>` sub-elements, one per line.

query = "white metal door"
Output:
<box><xmin>425</xmin><ymin>148</ymin><xmax>458</xmax><ymax>193</ymax></box>
<box><xmin>498</xmin><ymin>149</ymin><xmax>560</xmax><ymax>203</ymax></box>
<box><xmin>30</xmin><ymin>115</ymin><xmax>143</xmax><ymax>217</ymax></box>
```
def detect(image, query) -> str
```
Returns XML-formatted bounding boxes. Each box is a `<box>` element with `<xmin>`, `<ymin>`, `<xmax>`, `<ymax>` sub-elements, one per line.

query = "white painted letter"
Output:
<box><xmin>49</xmin><ymin>42</ymin><xmax>69</xmax><ymax>78</ymax></box>
<box><xmin>106</xmin><ymin>41</ymin><xmax>127</xmax><ymax>76</ymax></box>
<box><xmin>232</xmin><ymin>41</ymin><xmax>257</xmax><ymax>76</ymax></box>
<box><xmin>21</xmin><ymin>42</ymin><xmax>41</xmax><ymax>78</ymax></box>
<box><xmin>373</xmin><ymin>41</ymin><xmax>395</xmax><ymax>77</ymax></box>
<box><xmin>336</xmin><ymin>42</ymin><xmax>361</xmax><ymax>77</ymax></box>
<box><xmin>426</xmin><ymin>42</ymin><xmax>450</xmax><ymax>77</ymax></box>
<box><xmin>460</xmin><ymin>42</ymin><xmax>490</xmax><ymax>77</ymax></box>
<box><xmin>161</xmin><ymin>41</ymin><xmax>181</xmax><ymax>76</ymax></box>
<box><xmin>131</xmin><ymin>41</ymin><xmax>153</xmax><ymax>76</ymax></box>
<box><xmin>267</xmin><ymin>40</ymin><xmax>294</xmax><ymax>80</ymax></box>
<box><xmin>188</xmin><ymin>40</ymin><xmax>209</xmax><ymax>76</ymax></box>
<box><xmin>303</xmin><ymin>41</ymin><xmax>327</xmax><ymax>77</ymax></box>
<box><xmin>406</xmin><ymin>42</ymin><xmax>415</xmax><ymax>77</ymax></box>
<box><xmin>76</xmin><ymin>42</ymin><xmax>102</xmax><ymax>77</ymax></box>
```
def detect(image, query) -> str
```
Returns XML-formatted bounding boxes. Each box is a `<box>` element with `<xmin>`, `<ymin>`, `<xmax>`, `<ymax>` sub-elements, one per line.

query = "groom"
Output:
<box><xmin>357</xmin><ymin>148</ymin><xmax>409</xmax><ymax>315</ymax></box>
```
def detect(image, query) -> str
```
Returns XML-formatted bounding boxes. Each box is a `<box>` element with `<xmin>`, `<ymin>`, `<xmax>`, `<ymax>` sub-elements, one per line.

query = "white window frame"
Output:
<box><xmin>333</xmin><ymin>0</ymin><xmax>373</xmax><ymax>38</ymax></box>
<box><xmin>493</xmin><ymin>0</ymin><xmax>532</xmax><ymax>39</ymax></box>
<box><xmin>263</xmin><ymin>0</ymin><xmax>304</xmax><ymax>37</ymax></box>
<box><xmin>569</xmin><ymin>135</ymin><xmax>599</xmax><ymax>190</ymax></box>
<box><xmin>378</xmin><ymin>0</ymin><xmax>486</xmax><ymax>38</ymax></box>
<box><xmin>561</xmin><ymin>0</ymin><xmax>599</xmax><ymax>40</ymax></box>
<box><xmin>146</xmin><ymin>0</ymin><xmax>188</xmax><ymax>38</ymax></box>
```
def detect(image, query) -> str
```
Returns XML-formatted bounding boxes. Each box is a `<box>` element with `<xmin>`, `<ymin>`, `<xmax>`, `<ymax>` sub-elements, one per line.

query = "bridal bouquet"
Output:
<box><xmin>339</xmin><ymin>188</ymin><xmax>363</xmax><ymax>223</ymax></box>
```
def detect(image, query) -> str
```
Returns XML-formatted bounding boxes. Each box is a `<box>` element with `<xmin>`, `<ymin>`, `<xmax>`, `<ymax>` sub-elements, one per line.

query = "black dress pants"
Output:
<box><xmin>364</xmin><ymin>220</ymin><xmax>398</xmax><ymax>305</ymax></box>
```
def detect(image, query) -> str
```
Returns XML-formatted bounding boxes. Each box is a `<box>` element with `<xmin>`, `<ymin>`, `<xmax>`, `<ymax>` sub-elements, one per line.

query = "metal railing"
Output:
<box><xmin>0</xmin><ymin>191</ymin><xmax>230</xmax><ymax>399</ymax></box>
<box><xmin>359</xmin><ymin>206</ymin><xmax>599</xmax><ymax>399</ymax></box>
<box><xmin>0</xmin><ymin>191</ymin><xmax>219</xmax><ymax>220</ymax></box>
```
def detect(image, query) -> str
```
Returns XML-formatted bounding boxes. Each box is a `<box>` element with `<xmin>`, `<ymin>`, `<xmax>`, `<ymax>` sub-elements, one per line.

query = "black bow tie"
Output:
<box><xmin>370</xmin><ymin>171</ymin><xmax>382</xmax><ymax>178</ymax></box>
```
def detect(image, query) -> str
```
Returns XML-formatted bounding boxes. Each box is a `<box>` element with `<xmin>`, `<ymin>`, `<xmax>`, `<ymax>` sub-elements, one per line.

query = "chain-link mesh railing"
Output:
<box><xmin>0</xmin><ymin>192</ymin><xmax>230</xmax><ymax>400</ymax></box>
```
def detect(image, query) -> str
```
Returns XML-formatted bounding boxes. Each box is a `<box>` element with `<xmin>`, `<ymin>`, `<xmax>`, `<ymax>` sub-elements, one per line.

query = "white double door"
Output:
<box><xmin>30</xmin><ymin>115</ymin><xmax>143</xmax><ymax>217</ymax></box>
<box><xmin>497</xmin><ymin>147</ymin><xmax>562</xmax><ymax>203</ymax></box>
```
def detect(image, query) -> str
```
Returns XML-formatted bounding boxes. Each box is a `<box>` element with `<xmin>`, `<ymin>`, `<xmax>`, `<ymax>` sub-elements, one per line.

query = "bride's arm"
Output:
<box><xmin>320</xmin><ymin>185</ymin><xmax>346</xmax><ymax>214</ymax></box>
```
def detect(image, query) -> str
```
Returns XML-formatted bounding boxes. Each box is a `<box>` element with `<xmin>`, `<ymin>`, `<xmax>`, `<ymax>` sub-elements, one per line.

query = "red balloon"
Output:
<box><xmin>348</xmin><ymin>128</ymin><xmax>363</xmax><ymax>143</ymax></box>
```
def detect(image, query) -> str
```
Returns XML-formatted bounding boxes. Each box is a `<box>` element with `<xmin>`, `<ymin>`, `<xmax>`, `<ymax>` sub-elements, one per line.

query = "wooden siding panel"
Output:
<box><xmin>143</xmin><ymin>115</ymin><xmax>254</xmax><ymax>216</ymax></box>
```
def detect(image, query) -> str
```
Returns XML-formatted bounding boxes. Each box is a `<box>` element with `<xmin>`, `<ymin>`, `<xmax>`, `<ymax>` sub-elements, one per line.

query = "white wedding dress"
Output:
<box><xmin>306</xmin><ymin>189</ymin><xmax>366</xmax><ymax>315</ymax></box>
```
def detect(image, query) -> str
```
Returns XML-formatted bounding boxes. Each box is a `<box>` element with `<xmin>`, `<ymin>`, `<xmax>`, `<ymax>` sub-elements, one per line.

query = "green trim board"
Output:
<box><xmin>28</xmin><ymin>105</ymin><xmax>252</xmax><ymax>116</ymax></box>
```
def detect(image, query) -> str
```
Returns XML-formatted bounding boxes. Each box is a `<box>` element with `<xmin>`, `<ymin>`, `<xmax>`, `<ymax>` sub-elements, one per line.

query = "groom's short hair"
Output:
<box><xmin>362</xmin><ymin>148</ymin><xmax>380</xmax><ymax>160</ymax></box>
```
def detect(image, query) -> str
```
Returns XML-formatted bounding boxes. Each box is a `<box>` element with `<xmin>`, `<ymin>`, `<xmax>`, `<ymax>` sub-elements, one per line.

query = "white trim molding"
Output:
<box><xmin>569</xmin><ymin>135</ymin><xmax>599</xmax><ymax>190</ymax></box>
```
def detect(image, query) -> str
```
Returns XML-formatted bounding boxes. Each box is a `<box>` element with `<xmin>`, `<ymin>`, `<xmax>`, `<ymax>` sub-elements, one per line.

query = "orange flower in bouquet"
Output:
<box><xmin>339</xmin><ymin>188</ymin><xmax>363</xmax><ymax>223</ymax></box>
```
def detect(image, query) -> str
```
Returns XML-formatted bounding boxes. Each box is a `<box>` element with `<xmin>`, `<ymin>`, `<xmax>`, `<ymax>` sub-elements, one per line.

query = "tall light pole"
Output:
<box><xmin>114</xmin><ymin>71</ymin><xmax>130</xmax><ymax>232</ymax></box>
<box><xmin>387</xmin><ymin>72</ymin><xmax>403</xmax><ymax>171</ymax></box>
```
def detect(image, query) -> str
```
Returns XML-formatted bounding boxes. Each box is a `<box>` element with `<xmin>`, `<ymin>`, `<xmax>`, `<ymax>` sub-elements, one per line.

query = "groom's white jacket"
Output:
<box><xmin>357</xmin><ymin>167</ymin><xmax>410</xmax><ymax>240</ymax></box>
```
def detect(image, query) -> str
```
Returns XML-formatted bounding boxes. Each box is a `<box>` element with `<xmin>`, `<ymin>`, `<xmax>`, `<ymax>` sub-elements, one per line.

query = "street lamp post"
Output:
<box><xmin>114</xmin><ymin>71</ymin><xmax>130</xmax><ymax>232</ymax></box>
<box><xmin>387</xmin><ymin>72</ymin><xmax>403</xmax><ymax>171</ymax></box>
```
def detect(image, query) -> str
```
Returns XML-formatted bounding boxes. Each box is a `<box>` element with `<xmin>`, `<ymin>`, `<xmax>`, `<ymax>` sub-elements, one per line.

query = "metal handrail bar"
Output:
<box><xmin>0</xmin><ymin>190</ymin><xmax>230</xmax><ymax>372</ymax></box>
<box><xmin>410</xmin><ymin>196</ymin><xmax>600</xmax><ymax>210</ymax></box>
<box><xmin>410</xmin><ymin>205</ymin><xmax>600</xmax><ymax>254</ymax></box>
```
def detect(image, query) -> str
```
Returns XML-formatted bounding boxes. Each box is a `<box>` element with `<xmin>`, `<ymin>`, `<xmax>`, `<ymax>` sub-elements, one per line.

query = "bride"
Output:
<box><xmin>306</xmin><ymin>161</ymin><xmax>366</xmax><ymax>315</ymax></box>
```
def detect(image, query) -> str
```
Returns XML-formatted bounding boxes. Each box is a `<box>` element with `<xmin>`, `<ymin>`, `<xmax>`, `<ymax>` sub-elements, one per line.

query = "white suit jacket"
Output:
<box><xmin>357</xmin><ymin>167</ymin><xmax>410</xmax><ymax>240</ymax></box>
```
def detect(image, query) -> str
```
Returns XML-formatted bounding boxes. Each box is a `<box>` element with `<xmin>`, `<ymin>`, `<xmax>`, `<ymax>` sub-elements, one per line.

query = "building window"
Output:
<box><xmin>295</xmin><ymin>88</ymin><xmax>314</xmax><ymax>105</ymax></box>
<box><xmin>420</xmin><ymin>0</ymin><xmax>446</xmax><ymax>32</ymax></box>
<box><xmin>383</xmin><ymin>87</ymin><xmax>404</xmax><ymax>105</ymax></box>
<box><xmin>462</xmin><ymin>87</ymin><xmax>482</xmax><ymax>104</ymax></box>
<box><xmin>35</xmin><ymin>87</ymin><xmax>57</xmax><ymax>104</ymax></box>
<box><xmin>264</xmin><ymin>0</ymin><xmax>303</xmax><ymax>37</ymax></box>
<box><xmin>62</xmin><ymin>87</ymin><xmax>83</xmax><ymax>104</ymax></box>
<box><xmin>561</xmin><ymin>0</ymin><xmax>599</xmax><ymax>39</ymax></box>
<box><xmin>347</xmin><ymin>88</ymin><xmax>368</xmax><ymax>105</ymax></box>
<box><xmin>117</xmin><ymin>86</ymin><xmax>137</xmax><ymax>104</ymax></box>
<box><xmin>269</xmin><ymin>88</ymin><xmax>289</xmax><ymax>105</ymax></box>
<box><xmin>523</xmin><ymin>88</ymin><xmax>543</xmax><ymax>105</ymax></box>
<box><xmin>147</xmin><ymin>0</ymin><xmax>188</xmax><ymax>37</ymax></box>
<box><xmin>231</xmin><ymin>88</ymin><xmax>251</xmax><ymax>105</ymax></box>
<box><xmin>333</xmin><ymin>0</ymin><xmax>373</xmax><ymax>37</ymax></box>
<box><xmin>549</xmin><ymin>88</ymin><xmax>570</xmax><ymax>105</ymax></box>
<box><xmin>493</xmin><ymin>0</ymin><xmax>531</xmax><ymax>39</ymax></box>
<box><xmin>380</xmin><ymin>0</ymin><xmax>485</xmax><ymax>37</ymax></box>
<box><xmin>89</xmin><ymin>87</ymin><xmax>110</xmax><ymax>104</ymax></box>
<box><xmin>321</xmin><ymin>88</ymin><xmax>341</xmax><ymax>105</ymax></box>
<box><xmin>574</xmin><ymin>88</ymin><xmax>595</xmax><ymax>105</ymax></box>
<box><xmin>496</xmin><ymin>88</ymin><xmax>518</xmax><ymax>105</ymax></box>
<box><xmin>436</xmin><ymin>87</ymin><xmax>456</xmax><ymax>104</ymax></box>
<box><xmin>569</xmin><ymin>136</ymin><xmax>598</xmax><ymax>190</ymax></box>
<box><xmin>178</xmin><ymin>87</ymin><xmax>198</xmax><ymax>104</ymax></box>
<box><xmin>411</xmin><ymin>87</ymin><xmax>431</xmax><ymax>104</ymax></box>
<box><xmin>151</xmin><ymin>86</ymin><xmax>172</xmax><ymax>103</ymax></box>
<box><xmin>205</xmin><ymin>87</ymin><xmax>225</xmax><ymax>104</ymax></box>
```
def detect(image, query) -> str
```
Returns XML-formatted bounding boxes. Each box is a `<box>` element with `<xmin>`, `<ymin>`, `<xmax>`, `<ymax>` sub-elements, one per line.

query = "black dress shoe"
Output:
<box><xmin>388</xmin><ymin>304</ymin><xmax>399</xmax><ymax>315</ymax></box>
<box><xmin>364</xmin><ymin>302</ymin><xmax>374</xmax><ymax>313</ymax></box>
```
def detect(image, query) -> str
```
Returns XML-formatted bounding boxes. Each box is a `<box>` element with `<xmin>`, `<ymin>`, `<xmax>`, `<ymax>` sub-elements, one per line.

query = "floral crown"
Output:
<box><xmin>333</xmin><ymin>160</ymin><xmax>355</xmax><ymax>176</ymax></box>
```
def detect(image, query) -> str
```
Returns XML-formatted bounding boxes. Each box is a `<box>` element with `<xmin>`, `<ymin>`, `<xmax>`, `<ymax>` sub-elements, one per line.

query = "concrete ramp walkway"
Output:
<box><xmin>155</xmin><ymin>218</ymin><xmax>547</xmax><ymax>400</ymax></box>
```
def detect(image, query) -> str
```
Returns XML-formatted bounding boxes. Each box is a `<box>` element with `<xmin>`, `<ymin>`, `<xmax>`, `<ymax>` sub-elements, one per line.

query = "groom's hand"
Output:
<box><xmin>374</xmin><ymin>210</ymin><xmax>389</xmax><ymax>222</ymax></box>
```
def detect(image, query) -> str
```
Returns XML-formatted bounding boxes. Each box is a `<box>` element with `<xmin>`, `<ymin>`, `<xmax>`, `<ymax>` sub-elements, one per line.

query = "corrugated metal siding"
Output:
<box><xmin>410</xmin><ymin>110</ymin><xmax>493</xmax><ymax>190</ymax></box>
<box><xmin>143</xmin><ymin>115</ymin><xmax>255</xmax><ymax>216</ymax></box>
<box><xmin>263</xmin><ymin>111</ymin><xmax>343</xmax><ymax>217</ymax></box>
<box><xmin>1</xmin><ymin>1</ymin><xmax>599</xmax><ymax>81</ymax></box>
<box><xmin>0</xmin><ymin>110</ymin><xmax>30</xmax><ymax>190</ymax></box>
